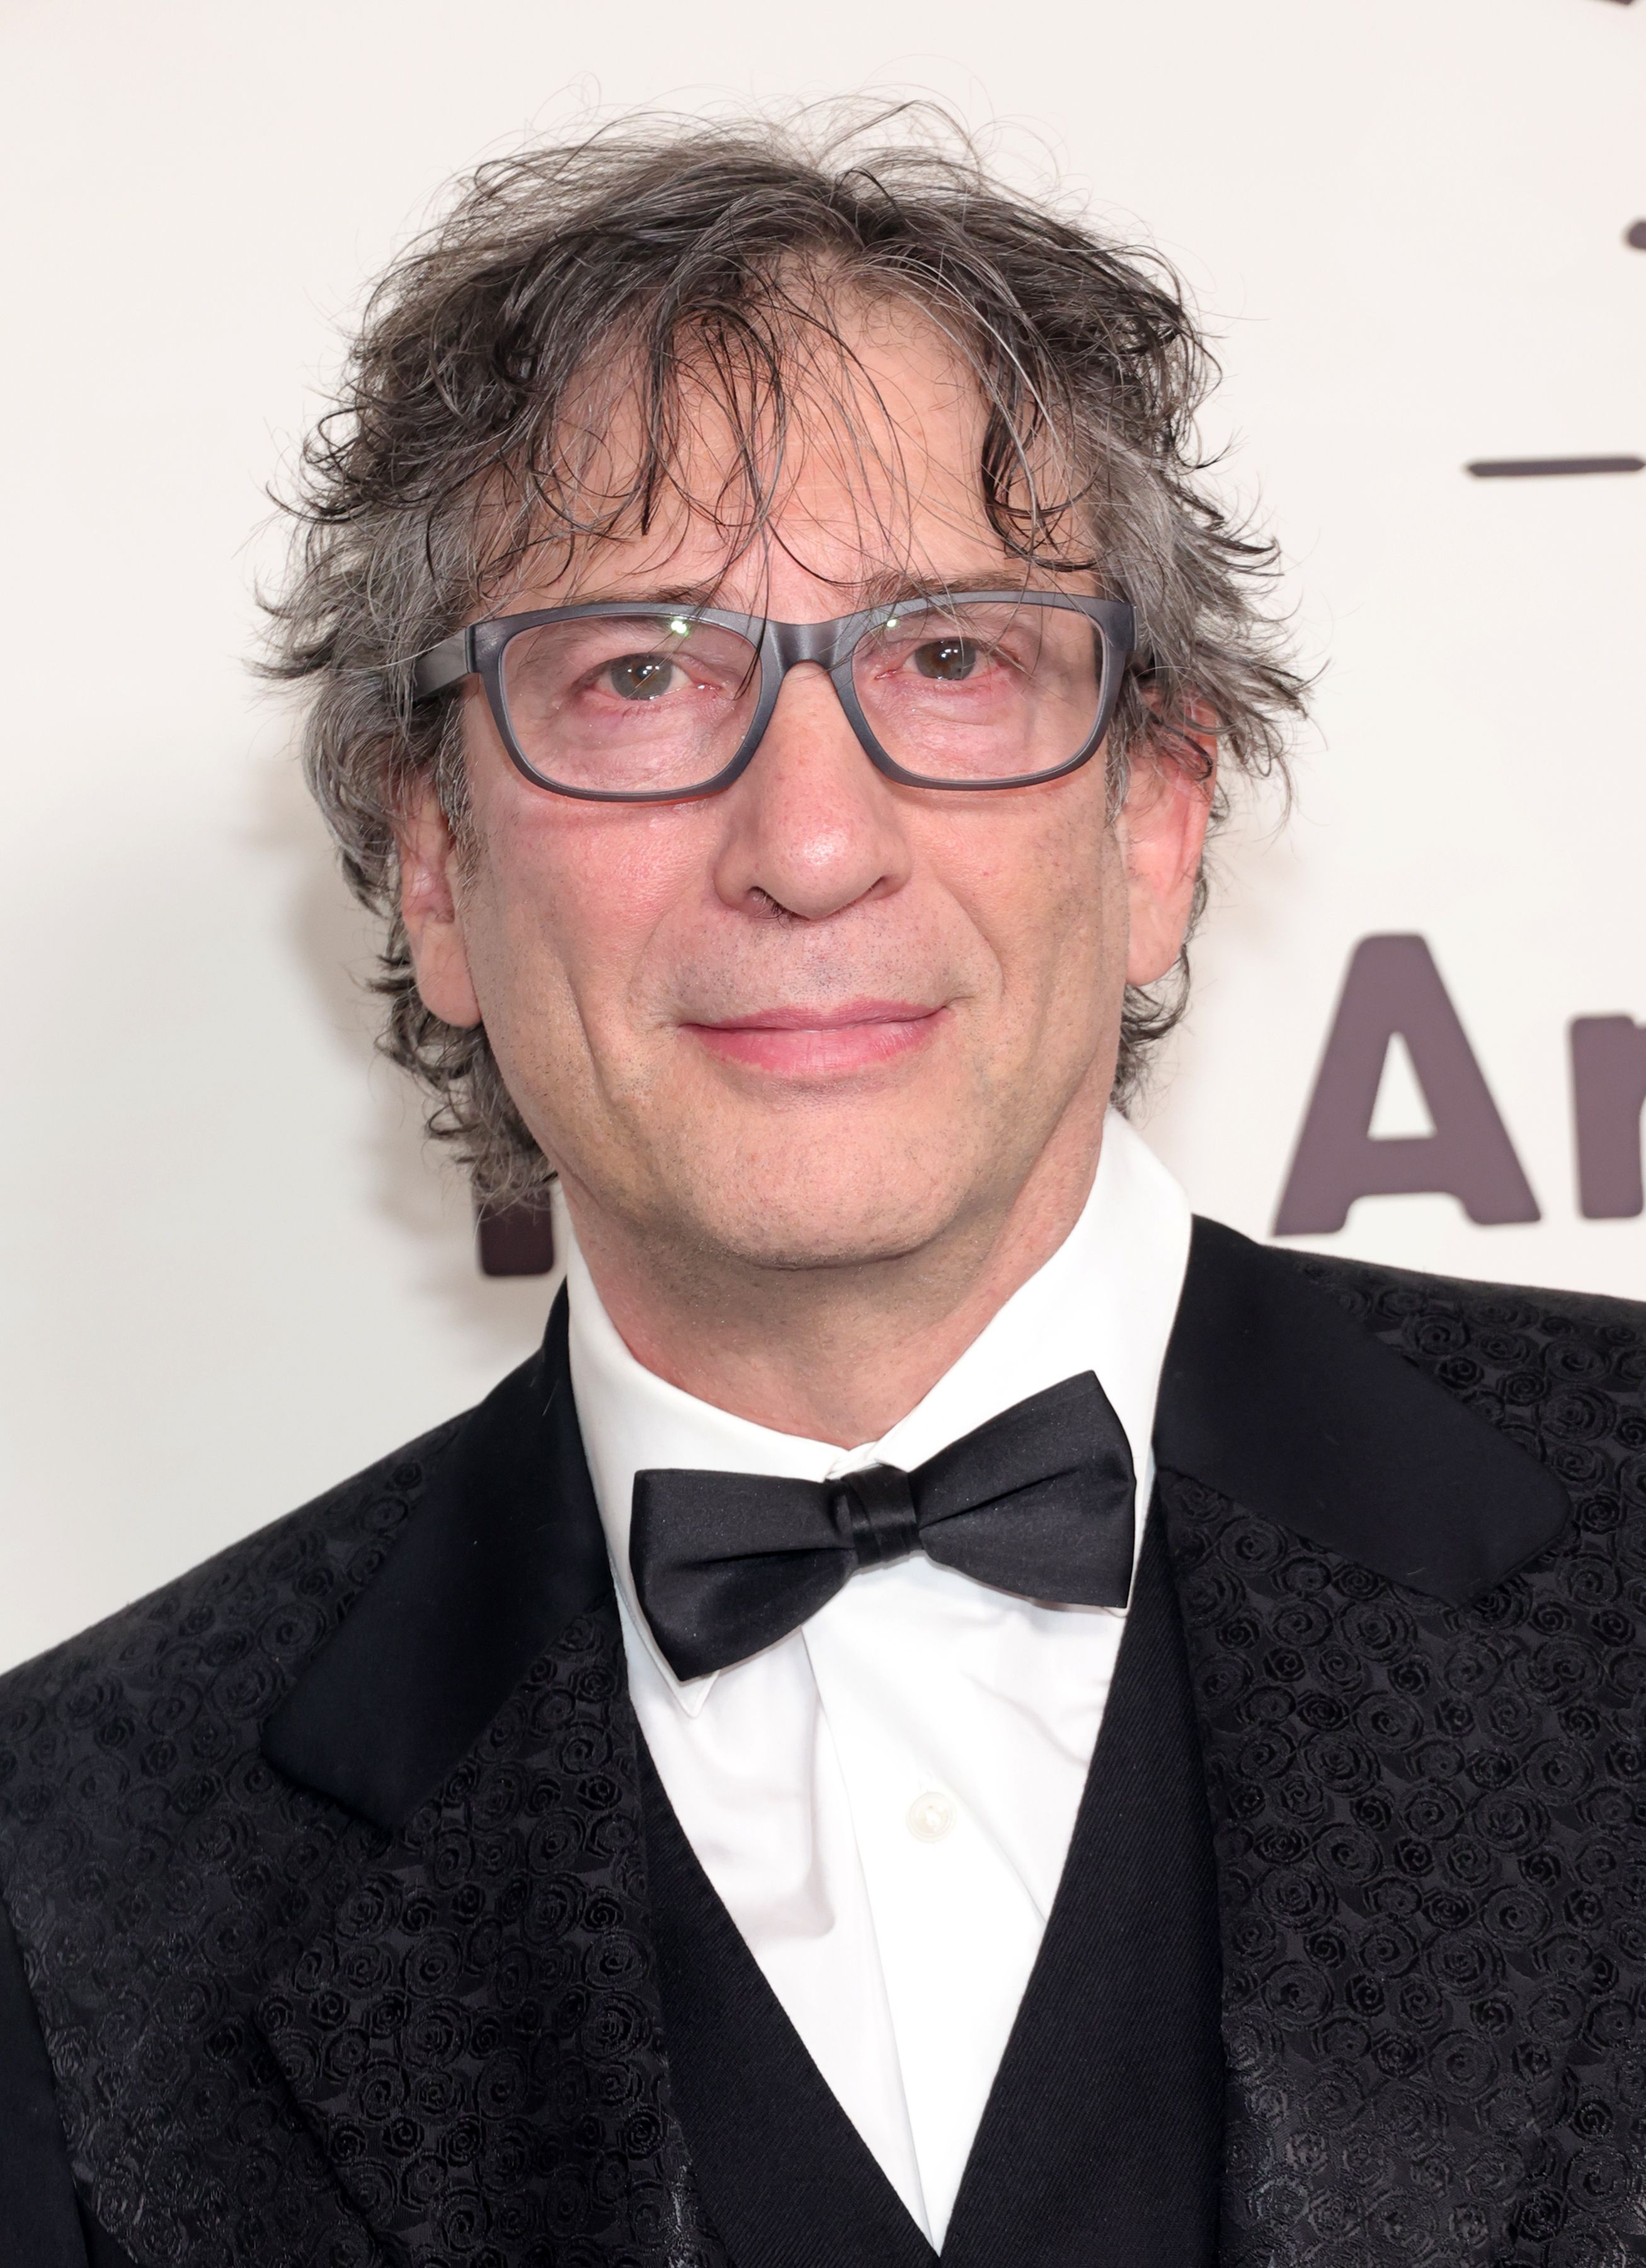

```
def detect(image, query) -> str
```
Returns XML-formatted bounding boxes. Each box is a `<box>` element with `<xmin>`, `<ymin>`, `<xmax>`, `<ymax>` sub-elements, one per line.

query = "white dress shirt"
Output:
<box><xmin>564</xmin><ymin>1110</ymin><xmax>1191</xmax><ymax>2247</ymax></box>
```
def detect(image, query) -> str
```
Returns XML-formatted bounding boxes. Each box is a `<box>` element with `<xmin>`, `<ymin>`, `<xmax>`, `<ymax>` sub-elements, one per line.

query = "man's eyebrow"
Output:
<box><xmin>850</xmin><ymin>568</ymin><xmax>1061</xmax><ymax>610</ymax></box>
<box><xmin>546</xmin><ymin>578</ymin><xmax>731</xmax><ymax>611</ymax></box>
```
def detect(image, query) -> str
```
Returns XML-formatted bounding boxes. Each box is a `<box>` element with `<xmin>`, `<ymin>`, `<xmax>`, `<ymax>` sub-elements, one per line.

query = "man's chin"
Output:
<box><xmin>667</xmin><ymin>1164</ymin><xmax>974</xmax><ymax>1278</ymax></box>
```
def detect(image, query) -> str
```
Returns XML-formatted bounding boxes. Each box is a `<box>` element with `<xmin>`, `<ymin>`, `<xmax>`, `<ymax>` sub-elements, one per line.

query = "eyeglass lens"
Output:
<box><xmin>498</xmin><ymin>602</ymin><xmax>1105</xmax><ymax>795</ymax></box>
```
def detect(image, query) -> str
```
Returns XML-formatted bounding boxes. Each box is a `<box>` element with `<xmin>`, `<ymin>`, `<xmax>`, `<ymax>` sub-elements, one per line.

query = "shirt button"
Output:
<box><xmin>906</xmin><ymin>1790</ymin><xmax>957</xmax><ymax>1843</ymax></box>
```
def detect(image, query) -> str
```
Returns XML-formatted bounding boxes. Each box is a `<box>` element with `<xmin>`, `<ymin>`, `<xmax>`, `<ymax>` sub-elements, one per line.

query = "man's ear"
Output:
<box><xmin>1117</xmin><ymin>708</ymin><xmax>1217</xmax><ymax>987</ymax></box>
<box><xmin>396</xmin><ymin>782</ymin><xmax>484</xmax><ymax>1029</ymax></box>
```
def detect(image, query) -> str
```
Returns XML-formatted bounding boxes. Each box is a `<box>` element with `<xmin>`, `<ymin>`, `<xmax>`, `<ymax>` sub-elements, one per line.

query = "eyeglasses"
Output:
<box><xmin>410</xmin><ymin>592</ymin><xmax>1135</xmax><ymax>803</ymax></box>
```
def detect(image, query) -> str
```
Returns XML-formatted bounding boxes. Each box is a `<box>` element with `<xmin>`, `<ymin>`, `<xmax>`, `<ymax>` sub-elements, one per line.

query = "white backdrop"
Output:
<box><xmin>4</xmin><ymin>0</ymin><xmax>1643</xmax><ymax>1673</ymax></box>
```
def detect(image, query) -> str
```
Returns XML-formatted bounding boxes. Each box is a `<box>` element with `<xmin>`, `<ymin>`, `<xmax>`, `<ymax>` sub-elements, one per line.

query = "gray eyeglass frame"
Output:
<box><xmin>409</xmin><ymin>590</ymin><xmax>1136</xmax><ymax>803</ymax></box>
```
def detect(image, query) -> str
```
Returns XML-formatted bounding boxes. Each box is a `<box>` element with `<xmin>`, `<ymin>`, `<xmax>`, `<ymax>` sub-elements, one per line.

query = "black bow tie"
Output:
<box><xmin>629</xmin><ymin>1372</ymin><xmax>1136</xmax><ymax>1681</ymax></box>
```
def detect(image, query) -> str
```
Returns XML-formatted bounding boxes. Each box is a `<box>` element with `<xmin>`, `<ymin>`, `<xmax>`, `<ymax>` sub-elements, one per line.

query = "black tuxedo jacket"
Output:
<box><xmin>4</xmin><ymin>1222</ymin><xmax>1645</xmax><ymax>2268</ymax></box>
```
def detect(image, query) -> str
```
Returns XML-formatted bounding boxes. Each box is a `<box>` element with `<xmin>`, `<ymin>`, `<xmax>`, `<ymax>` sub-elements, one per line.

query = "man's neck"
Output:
<box><xmin>559</xmin><ymin>1112</ymin><xmax>1107</xmax><ymax>1448</ymax></box>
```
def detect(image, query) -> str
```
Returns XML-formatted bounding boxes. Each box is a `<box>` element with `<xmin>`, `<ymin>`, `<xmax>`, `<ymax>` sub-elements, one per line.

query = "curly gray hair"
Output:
<box><xmin>266</xmin><ymin>106</ymin><xmax>1305</xmax><ymax>1205</ymax></box>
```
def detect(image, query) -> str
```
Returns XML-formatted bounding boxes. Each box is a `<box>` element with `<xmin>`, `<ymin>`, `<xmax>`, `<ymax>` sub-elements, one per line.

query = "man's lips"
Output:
<box><xmin>682</xmin><ymin>999</ymin><xmax>947</xmax><ymax>1075</ymax></box>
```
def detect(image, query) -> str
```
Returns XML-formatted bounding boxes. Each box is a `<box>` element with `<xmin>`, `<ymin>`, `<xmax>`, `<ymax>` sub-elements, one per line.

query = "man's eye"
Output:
<box><xmin>604</xmin><ymin>654</ymin><xmax>679</xmax><ymax>700</ymax></box>
<box><xmin>912</xmin><ymin>636</ymin><xmax>981</xmax><ymax>682</ymax></box>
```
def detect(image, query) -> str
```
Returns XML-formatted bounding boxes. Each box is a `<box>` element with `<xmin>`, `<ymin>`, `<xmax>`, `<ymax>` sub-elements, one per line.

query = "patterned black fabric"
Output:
<box><xmin>0</xmin><ymin>1433</ymin><xmax>442</xmax><ymax>2265</ymax></box>
<box><xmin>0</xmin><ymin>1890</ymin><xmax>90</xmax><ymax>2264</ymax></box>
<box><xmin>0</xmin><ymin>1407</ymin><xmax>725</xmax><ymax>2268</ymax></box>
<box><xmin>1169</xmin><ymin>1257</ymin><xmax>1646</xmax><ymax>2268</ymax></box>
<box><xmin>79</xmin><ymin>2204</ymin><xmax>141</xmax><ymax>2268</ymax></box>
<box><xmin>256</xmin><ymin>1601</ymin><xmax>726</xmax><ymax>2268</ymax></box>
<box><xmin>0</xmin><ymin>1240</ymin><xmax>1642</xmax><ymax>2268</ymax></box>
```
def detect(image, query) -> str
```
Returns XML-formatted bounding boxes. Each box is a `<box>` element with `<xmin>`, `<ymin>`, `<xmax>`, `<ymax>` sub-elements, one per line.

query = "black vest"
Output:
<box><xmin>642</xmin><ymin>1498</ymin><xmax>1223</xmax><ymax>2268</ymax></box>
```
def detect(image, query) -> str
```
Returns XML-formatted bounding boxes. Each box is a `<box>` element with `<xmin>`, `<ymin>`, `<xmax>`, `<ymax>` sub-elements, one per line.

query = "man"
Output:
<box><xmin>2</xmin><ymin>114</ymin><xmax>1641</xmax><ymax>2268</ymax></box>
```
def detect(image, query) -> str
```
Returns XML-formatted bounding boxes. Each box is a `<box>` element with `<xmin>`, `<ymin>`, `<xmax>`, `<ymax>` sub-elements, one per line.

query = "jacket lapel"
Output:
<box><xmin>1157</xmin><ymin>1218</ymin><xmax>1569</xmax><ymax>1606</ymax></box>
<box><xmin>254</xmin><ymin>1297</ymin><xmax>727</xmax><ymax>2268</ymax></box>
<box><xmin>261</xmin><ymin>1299</ymin><xmax>611</xmax><ymax>1829</ymax></box>
<box><xmin>1155</xmin><ymin>1221</ymin><xmax>1578</xmax><ymax>2267</ymax></box>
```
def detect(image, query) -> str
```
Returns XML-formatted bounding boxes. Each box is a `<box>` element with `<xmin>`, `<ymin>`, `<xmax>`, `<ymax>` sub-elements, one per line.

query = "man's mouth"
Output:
<box><xmin>682</xmin><ymin>999</ymin><xmax>948</xmax><ymax>1076</ymax></box>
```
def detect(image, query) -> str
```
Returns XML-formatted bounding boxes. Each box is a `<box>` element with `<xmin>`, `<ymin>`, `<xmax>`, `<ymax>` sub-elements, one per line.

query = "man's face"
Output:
<box><xmin>400</xmin><ymin>302</ymin><xmax>1208</xmax><ymax>1278</ymax></box>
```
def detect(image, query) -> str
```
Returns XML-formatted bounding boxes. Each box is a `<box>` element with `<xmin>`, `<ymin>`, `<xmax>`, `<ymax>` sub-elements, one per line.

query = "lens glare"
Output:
<box><xmin>500</xmin><ymin>614</ymin><xmax>761</xmax><ymax>794</ymax></box>
<box><xmin>854</xmin><ymin>600</ymin><xmax>1102</xmax><ymax>781</ymax></box>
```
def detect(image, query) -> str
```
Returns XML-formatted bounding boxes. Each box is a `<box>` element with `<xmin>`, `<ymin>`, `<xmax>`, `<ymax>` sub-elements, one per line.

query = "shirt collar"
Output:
<box><xmin>564</xmin><ymin>1109</ymin><xmax>1192</xmax><ymax>1717</ymax></box>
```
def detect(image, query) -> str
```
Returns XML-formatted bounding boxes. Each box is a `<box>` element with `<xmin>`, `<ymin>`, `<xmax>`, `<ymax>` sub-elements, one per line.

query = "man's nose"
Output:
<box><xmin>711</xmin><ymin>664</ymin><xmax>912</xmax><ymax>923</ymax></box>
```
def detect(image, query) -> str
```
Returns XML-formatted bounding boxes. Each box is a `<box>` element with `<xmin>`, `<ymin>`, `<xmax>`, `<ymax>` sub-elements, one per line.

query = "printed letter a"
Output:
<box><xmin>1274</xmin><ymin>935</ymin><xmax>1538</xmax><ymax>1235</ymax></box>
